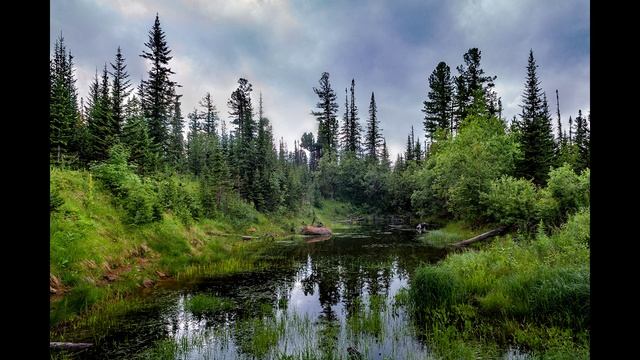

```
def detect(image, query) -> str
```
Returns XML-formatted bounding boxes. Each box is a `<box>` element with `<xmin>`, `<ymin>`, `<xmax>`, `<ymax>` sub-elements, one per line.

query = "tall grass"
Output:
<box><xmin>410</xmin><ymin>208</ymin><xmax>590</xmax><ymax>357</ymax></box>
<box><xmin>419</xmin><ymin>221</ymin><xmax>489</xmax><ymax>247</ymax></box>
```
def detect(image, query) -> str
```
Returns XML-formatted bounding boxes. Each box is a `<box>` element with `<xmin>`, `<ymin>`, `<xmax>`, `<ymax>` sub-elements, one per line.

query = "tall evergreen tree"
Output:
<box><xmin>227</xmin><ymin>78</ymin><xmax>256</xmax><ymax>201</ymax></box>
<box><xmin>423</xmin><ymin>61</ymin><xmax>453</xmax><ymax>141</ymax></box>
<box><xmin>186</xmin><ymin>108</ymin><xmax>203</xmax><ymax>175</ymax></box>
<box><xmin>347</xmin><ymin>79</ymin><xmax>362</xmax><ymax>153</ymax></box>
<box><xmin>573</xmin><ymin>109</ymin><xmax>590</xmax><ymax>171</ymax></box>
<box><xmin>167</xmin><ymin>94</ymin><xmax>185</xmax><ymax>170</ymax></box>
<box><xmin>86</xmin><ymin>66</ymin><xmax>115</xmax><ymax>162</ymax></box>
<box><xmin>365</xmin><ymin>92</ymin><xmax>383</xmax><ymax>162</ymax></box>
<box><xmin>516</xmin><ymin>50</ymin><xmax>555</xmax><ymax>185</ymax></box>
<box><xmin>312</xmin><ymin>72</ymin><xmax>339</xmax><ymax>158</ymax></box>
<box><xmin>568</xmin><ymin>115</ymin><xmax>573</xmax><ymax>144</ymax></box>
<box><xmin>380</xmin><ymin>139</ymin><xmax>391</xmax><ymax>170</ymax></box>
<box><xmin>405</xmin><ymin>127</ymin><xmax>416</xmax><ymax>162</ymax></box>
<box><xmin>300</xmin><ymin>132</ymin><xmax>320</xmax><ymax>171</ymax></box>
<box><xmin>199</xmin><ymin>92</ymin><xmax>219</xmax><ymax>135</ymax></box>
<box><xmin>50</xmin><ymin>34</ymin><xmax>80</xmax><ymax>164</ymax></box>
<box><xmin>140</xmin><ymin>14</ymin><xmax>177</xmax><ymax>159</ymax></box>
<box><xmin>122</xmin><ymin>95</ymin><xmax>153</xmax><ymax>174</ymax></box>
<box><xmin>453</xmin><ymin>48</ymin><xmax>498</xmax><ymax>128</ymax></box>
<box><xmin>110</xmin><ymin>46</ymin><xmax>131</xmax><ymax>136</ymax></box>
<box><xmin>414</xmin><ymin>136</ymin><xmax>422</xmax><ymax>162</ymax></box>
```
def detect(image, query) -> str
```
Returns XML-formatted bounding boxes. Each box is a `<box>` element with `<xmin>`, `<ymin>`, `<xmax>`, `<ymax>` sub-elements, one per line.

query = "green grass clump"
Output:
<box><xmin>410</xmin><ymin>208</ymin><xmax>590</xmax><ymax>356</ymax></box>
<box><xmin>186</xmin><ymin>294</ymin><xmax>234</xmax><ymax>315</ymax></box>
<box><xmin>419</xmin><ymin>221</ymin><xmax>488</xmax><ymax>247</ymax></box>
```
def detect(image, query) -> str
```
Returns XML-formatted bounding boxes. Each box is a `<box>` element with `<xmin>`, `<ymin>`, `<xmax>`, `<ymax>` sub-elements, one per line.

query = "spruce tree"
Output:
<box><xmin>122</xmin><ymin>95</ymin><xmax>152</xmax><ymax>174</ymax></box>
<box><xmin>381</xmin><ymin>139</ymin><xmax>391</xmax><ymax>170</ymax></box>
<box><xmin>347</xmin><ymin>79</ymin><xmax>362</xmax><ymax>154</ymax></box>
<box><xmin>573</xmin><ymin>110</ymin><xmax>590</xmax><ymax>171</ymax></box>
<box><xmin>168</xmin><ymin>94</ymin><xmax>185</xmax><ymax>170</ymax></box>
<box><xmin>423</xmin><ymin>61</ymin><xmax>453</xmax><ymax>141</ymax></box>
<box><xmin>516</xmin><ymin>50</ymin><xmax>555</xmax><ymax>185</ymax></box>
<box><xmin>365</xmin><ymin>92</ymin><xmax>383</xmax><ymax>162</ymax></box>
<box><xmin>110</xmin><ymin>46</ymin><xmax>131</xmax><ymax>137</ymax></box>
<box><xmin>50</xmin><ymin>34</ymin><xmax>80</xmax><ymax>164</ymax></box>
<box><xmin>186</xmin><ymin>108</ymin><xmax>203</xmax><ymax>175</ymax></box>
<box><xmin>453</xmin><ymin>48</ymin><xmax>498</xmax><ymax>127</ymax></box>
<box><xmin>405</xmin><ymin>127</ymin><xmax>415</xmax><ymax>162</ymax></box>
<box><xmin>227</xmin><ymin>78</ymin><xmax>256</xmax><ymax>201</ymax></box>
<box><xmin>140</xmin><ymin>14</ymin><xmax>177</xmax><ymax>160</ymax></box>
<box><xmin>199</xmin><ymin>92</ymin><xmax>219</xmax><ymax>135</ymax></box>
<box><xmin>86</xmin><ymin>67</ymin><xmax>115</xmax><ymax>162</ymax></box>
<box><xmin>414</xmin><ymin>136</ymin><xmax>422</xmax><ymax>162</ymax></box>
<box><xmin>312</xmin><ymin>72</ymin><xmax>339</xmax><ymax>158</ymax></box>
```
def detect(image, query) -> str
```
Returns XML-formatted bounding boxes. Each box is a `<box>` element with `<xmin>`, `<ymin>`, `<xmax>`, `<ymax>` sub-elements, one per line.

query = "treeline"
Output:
<box><xmin>50</xmin><ymin>15</ymin><xmax>313</xmax><ymax>218</ymax></box>
<box><xmin>50</xmin><ymin>14</ymin><xmax>590</xmax><ymax>225</ymax></box>
<box><xmin>304</xmin><ymin>47</ymin><xmax>589</xmax><ymax>222</ymax></box>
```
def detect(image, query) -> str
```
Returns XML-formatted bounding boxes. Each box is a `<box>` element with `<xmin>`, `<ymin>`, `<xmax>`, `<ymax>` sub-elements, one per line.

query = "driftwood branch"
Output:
<box><xmin>50</xmin><ymin>342</ymin><xmax>93</xmax><ymax>350</ymax></box>
<box><xmin>449</xmin><ymin>227</ymin><xmax>506</xmax><ymax>248</ymax></box>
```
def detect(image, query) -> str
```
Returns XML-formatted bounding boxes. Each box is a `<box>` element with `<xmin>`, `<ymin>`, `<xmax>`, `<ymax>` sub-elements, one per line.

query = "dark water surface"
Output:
<box><xmin>54</xmin><ymin>227</ymin><xmax>453</xmax><ymax>359</ymax></box>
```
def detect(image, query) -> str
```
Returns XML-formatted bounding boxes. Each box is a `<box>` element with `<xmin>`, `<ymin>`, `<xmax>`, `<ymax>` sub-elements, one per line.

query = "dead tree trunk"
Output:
<box><xmin>50</xmin><ymin>342</ymin><xmax>93</xmax><ymax>350</ymax></box>
<box><xmin>449</xmin><ymin>227</ymin><xmax>506</xmax><ymax>248</ymax></box>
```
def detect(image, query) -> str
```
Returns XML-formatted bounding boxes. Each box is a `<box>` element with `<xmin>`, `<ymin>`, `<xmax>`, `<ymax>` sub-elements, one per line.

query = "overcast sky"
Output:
<box><xmin>51</xmin><ymin>0</ymin><xmax>589</xmax><ymax>159</ymax></box>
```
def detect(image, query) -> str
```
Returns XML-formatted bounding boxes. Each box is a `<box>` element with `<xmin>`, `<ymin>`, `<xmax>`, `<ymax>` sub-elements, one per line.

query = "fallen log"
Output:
<box><xmin>50</xmin><ymin>342</ymin><xmax>93</xmax><ymax>350</ymax></box>
<box><xmin>449</xmin><ymin>227</ymin><xmax>506</xmax><ymax>248</ymax></box>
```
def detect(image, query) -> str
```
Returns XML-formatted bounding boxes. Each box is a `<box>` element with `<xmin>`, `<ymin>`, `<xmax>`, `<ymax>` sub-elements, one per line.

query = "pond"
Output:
<box><xmin>53</xmin><ymin>226</ymin><xmax>452</xmax><ymax>359</ymax></box>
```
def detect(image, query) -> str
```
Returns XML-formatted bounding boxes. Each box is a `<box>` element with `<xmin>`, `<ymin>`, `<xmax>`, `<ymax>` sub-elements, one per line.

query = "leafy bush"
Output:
<box><xmin>546</xmin><ymin>164</ymin><xmax>589</xmax><ymax>220</ymax></box>
<box><xmin>221</xmin><ymin>193</ymin><xmax>259</xmax><ymax>227</ymax></box>
<box><xmin>158</xmin><ymin>176</ymin><xmax>201</xmax><ymax>223</ymax></box>
<box><xmin>93</xmin><ymin>145</ymin><xmax>161</xmax><ymax>225</ymax></box>
<box><xmin>482</xmin><ymin>175</ymin><xmax>538</xmax><ymax>230</ymax></box>
<box><xmin>413</xmin><ymin>114</ymin><xmax>521</xmax><ymax>223</ymax></box>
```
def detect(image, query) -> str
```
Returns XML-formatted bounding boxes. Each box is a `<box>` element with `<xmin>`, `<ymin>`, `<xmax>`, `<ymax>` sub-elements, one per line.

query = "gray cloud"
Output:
<box><xmin>51</xmin><ymin>0</ymin><xmax>589</xmax><ymax>160</ymax></box>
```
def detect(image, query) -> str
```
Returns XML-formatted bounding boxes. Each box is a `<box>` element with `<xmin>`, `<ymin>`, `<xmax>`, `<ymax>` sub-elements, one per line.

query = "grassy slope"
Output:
<box><xmin>50</xmin><ymin>168</ymin><xmax>355</xmax><ymax>328</ymax></box>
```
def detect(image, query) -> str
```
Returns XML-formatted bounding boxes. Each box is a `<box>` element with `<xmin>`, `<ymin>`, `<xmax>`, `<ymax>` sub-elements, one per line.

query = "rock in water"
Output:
<box><xmin>301</xmin><ymin>225</ymin><xmax>332</xmax><ymax>235</ymax></box>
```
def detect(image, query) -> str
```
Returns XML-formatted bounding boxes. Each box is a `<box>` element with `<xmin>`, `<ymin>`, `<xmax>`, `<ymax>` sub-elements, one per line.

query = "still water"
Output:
<box><xmin>55</xmin><ymin>226</ymin><xmax>453</xmax><ymax>359</ymax></box>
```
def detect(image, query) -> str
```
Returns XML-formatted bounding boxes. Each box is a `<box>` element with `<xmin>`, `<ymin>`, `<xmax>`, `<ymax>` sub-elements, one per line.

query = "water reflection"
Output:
<box><xmin>56</xmin><ymin>227</ymin><xmax>448</xmax><ymax>359</ymax></box>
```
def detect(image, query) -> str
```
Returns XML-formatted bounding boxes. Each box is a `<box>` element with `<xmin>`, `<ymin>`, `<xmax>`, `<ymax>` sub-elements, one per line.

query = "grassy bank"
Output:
<box><xmin>50</xmin><ymin>167</ymin><xmax>355</xmax><ymax>331</ymax></box>
<box><xmin>418</xmin><ymin>221</ymin><xmax>493</xmax><ymax>247</ymax></box>
<box><xmin>409</xmin><ymin>208</ymin><xmax>590</xmax><ymax>359</ymax></box>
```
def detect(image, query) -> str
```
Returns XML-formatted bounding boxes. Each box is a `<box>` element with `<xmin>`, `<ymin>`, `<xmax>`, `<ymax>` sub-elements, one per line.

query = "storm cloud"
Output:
<box><xmin>51</xmin><ymin>0</ymin><xmax>589</xmax><ymax>159</ymax></box>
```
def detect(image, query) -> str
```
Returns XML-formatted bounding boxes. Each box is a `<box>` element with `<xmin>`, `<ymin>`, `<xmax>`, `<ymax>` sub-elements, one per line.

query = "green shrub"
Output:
<box><xmin>158</xmin><ymin>176</ymin><xmax>201</xmax><ymax>223</ymax></box>
<box><xmin>50</xmin><ymin>184</ymin><xmax>65</xmax><ymax>212</ymax></box>
<box><xmin>482</xmin><ymin>175</ymin><xmax>538</xmax><ymax>229</ymax></box>
<box><xmin>221</xmin><ymin>193</ymin><xmax>259</xmax><ymax>227</ymax></box>
<box><xmin>121</xmin><ymin>179</ymin><xmax>159</xmax><ymax>225</ymax></box>
<box><xmin>93</xmin><ymin>145</ymin><xmax>161</xmax><ymax>225</ymax></box>
<box><xmin>546</xmin><ymin>165</ymin><xmax>589</xmax><ymax>220</ymax></box>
